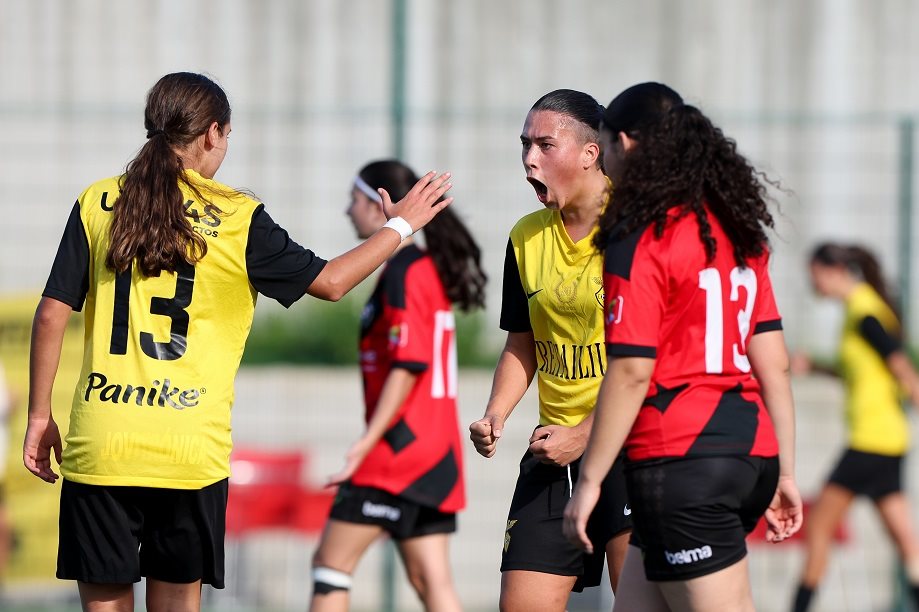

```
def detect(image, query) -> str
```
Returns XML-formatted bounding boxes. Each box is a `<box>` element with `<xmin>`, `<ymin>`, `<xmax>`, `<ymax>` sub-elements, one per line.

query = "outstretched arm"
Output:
<box><xmin>308</xmin><ymin>172</ymin><xmax>452</xmax><ymax>301</ymax></box>
<box><xmin>23</xmin><ymin>296</ymin><xmax>69</xmax><ymax>483</ymax></box>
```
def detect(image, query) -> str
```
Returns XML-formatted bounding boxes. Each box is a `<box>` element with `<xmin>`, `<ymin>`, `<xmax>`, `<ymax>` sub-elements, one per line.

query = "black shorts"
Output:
<box><xmin>828</xmin><ymin>448</ymin><xmax>903</xmax><ymax>500</ymax></box>
<box><xmin>57</xmin><ymin>478</ymin><xmax>228</xmax><ymax>587</ymax></box>
<box><xmin>626</xmin><ymin>455</ymin><xmax>779</xmax><ymax>582</ymax></box>
<box><xmin>501</xmin><ymin>449</ymin><xmax>631</xmax><ymax>592</ymax></box>
<box><xmin>329</xmin><ymin>483</ymin><xmax>456</xmax><ymax>540</ymax></box>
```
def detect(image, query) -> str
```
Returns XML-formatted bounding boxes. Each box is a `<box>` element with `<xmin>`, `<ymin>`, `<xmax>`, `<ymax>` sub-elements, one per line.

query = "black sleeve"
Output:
<box><xmin>391</xmin><ymin>361</ymin><xmax>428</xmax><ymax>373</ymax></box>
<box><xmin>42</xmin><ymin>202</ymin><xmax>90</xmax><ymax>311</ymax></box>
<box><xmin>246</xmin><ymin>204</ymin><xmax>328</xmax><ymax>308</ymax></box>
<box><xmin>499</xmin><ymin>238</ymin><xmax>532</xmax><ymax>333</ymax></box>
<box><xmin>754</xmin><ymin>319</ymin><xmax>783</xmax><ymax>334</ymax></box>
<box><xmin>858</xmin><ymin>315</ymin><xmax>902</xmax><ymax>358</ymax></box>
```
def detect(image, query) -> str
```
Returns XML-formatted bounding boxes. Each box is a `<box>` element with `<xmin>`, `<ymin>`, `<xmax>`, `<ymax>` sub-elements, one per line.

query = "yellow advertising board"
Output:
<box><xmin>0</xmin><ymin>293</ymin><xmax>83</xmax><ymax>585</ymax></box>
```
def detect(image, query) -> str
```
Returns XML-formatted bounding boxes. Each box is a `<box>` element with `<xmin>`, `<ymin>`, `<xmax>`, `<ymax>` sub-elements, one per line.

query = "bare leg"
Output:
<box><xmin>658</xmin><ymin>556</ymin><xmax>755</xmax><ymax>612</ymax></box>
<box><xmin>145</xmin><ymin>578</ymin><xmax>201</xmax><ymax>612</ymax></box>
<box><xmin>77</xmin><ymin>582</ymin><xmax>134</xmax><ymax>612</ymax></box>
<box><xmin>606</xmin><ymin>530</ymin><xmax>631</xmax><ymax>594</ymax></box>
<box><xmin>612</xmin><ymin>545</ymin><xmax>669</xmax><ymax>612</ymax></box>
<box><xmin>309</xmin><ymin>520</ymin><xmax>384</xmax><ymax>612</ymax></box>
<box><xmin>500</xmin><ymin>570</ymin><xmax>576</xmax><ymax>612</ymax></box>
<box><xmin>799</xmin><ymin>484</ymin><xmax>854</xmax><ymax>587</ymax></box>
<box><xmin>396</xmin><ymin>533</ymin><xmax>461</xmax><ymax>612</ymax></box>
<box><xmin>876</xmin><ymin>492</ymin><xmax>919</xmax><ymax>580</ymax></box>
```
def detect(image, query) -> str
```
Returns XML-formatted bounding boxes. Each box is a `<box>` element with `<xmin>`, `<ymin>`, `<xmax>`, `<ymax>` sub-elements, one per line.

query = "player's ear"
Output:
<box><xmin>619</xmin><ymin>131</ymin><xmax>637</xmax><ymax>153</ymax></box>
<box><xmin>582</xmin><ymin>141</ymin><xmax>600</xmax><ymax>169</ymax></box>
<box><xmin>204</xmin><ymin>121</ymin><xmax>222</xmax><ymax>147</ymax></box>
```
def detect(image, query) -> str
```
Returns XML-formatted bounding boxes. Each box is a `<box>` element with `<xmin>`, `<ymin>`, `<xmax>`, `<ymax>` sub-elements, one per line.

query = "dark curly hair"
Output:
<box><xmin>358</xmin><ymin>160</ymin><xmax>487</xmax><ymax>312</ymax></box>
<box><xmin>594</xmin><ymin>82</ymin><xmax>778</xmax><ymax>266</ymax></box>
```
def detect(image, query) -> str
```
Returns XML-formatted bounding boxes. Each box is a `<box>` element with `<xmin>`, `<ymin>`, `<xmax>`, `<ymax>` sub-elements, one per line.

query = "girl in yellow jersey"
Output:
<box><xmin>22</xmin><ymin>72</ymin><xmax>452</xmax><ymax>612</ymax></box>
<box><xmin>791</xmin><ymin>243</ymin><xmax>919</xmax><ymax>612</ymax></box>
<box><xmin>469</xmin><ymin>89</ymin><xmax>631</xmax><ymax>612</ymax></box>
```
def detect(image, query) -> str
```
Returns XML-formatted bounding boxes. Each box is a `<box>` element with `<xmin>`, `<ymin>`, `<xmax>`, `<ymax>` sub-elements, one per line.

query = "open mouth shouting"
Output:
<box><xmin>527</xmin><ymin>176</ymin><xmax>549</xmax><ymax>204</ymax></box>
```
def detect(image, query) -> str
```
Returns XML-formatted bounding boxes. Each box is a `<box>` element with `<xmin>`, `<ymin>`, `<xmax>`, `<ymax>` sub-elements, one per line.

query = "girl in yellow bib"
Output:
<box><xmin>23</xmin><ymin>72</ymin><xmax>453</xmax><ymax>612</ymax></box>
<box><xmin>791</xmin><ymin>242</ymin><xmax>919</xmax><ymax>612</ymax></box>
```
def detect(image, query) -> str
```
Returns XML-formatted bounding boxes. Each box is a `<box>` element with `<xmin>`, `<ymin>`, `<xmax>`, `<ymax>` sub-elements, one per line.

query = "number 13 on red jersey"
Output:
<box><xmin>698</xmin><ymin>267</ymin><xmax>756</xmax><ymax>374</ymax></box>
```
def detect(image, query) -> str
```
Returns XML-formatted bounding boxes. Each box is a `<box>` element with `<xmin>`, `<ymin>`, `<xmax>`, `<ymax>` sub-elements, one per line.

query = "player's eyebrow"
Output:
<box><xmin>520</xmin><ymin>134</ymin><xmax>556</xmax><ymax>143</ymax></box>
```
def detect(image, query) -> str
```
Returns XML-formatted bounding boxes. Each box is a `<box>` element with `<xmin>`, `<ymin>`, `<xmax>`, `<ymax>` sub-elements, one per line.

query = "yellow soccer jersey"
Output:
<box><xmin>839</xmin><ymin>282</ymin><xmax>907</xmax><ymax>455</ymax></box>
<box><xmin>500</xmin><ymin>209</ymin><xmax>605</xmax><ymax>426</ymax></box>
<box><xmin>43</xmin><ymin>170</ymin><xmax>327</xmax><ymax>488</ymax></box>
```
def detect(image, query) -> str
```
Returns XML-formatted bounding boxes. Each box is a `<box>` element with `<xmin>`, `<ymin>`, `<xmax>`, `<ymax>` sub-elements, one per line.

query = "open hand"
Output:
<box><xmin>23</xmin><ymin>414</ymin><xmax>62</xmax><ymax>484</ymax></box>
<box><xmin>563</xmin><ymin>482</ymin><xmax>601</xmax><ymax>554</ymax></box>
<box><xmin>379</xmin><ymin>171</ymin><xmax>453</xmax><ymax>234</ymax></box>
<box><xmin>764</xmin><ymin>476</ymin><xmax>804</xmax><ymax>543</ymax></box>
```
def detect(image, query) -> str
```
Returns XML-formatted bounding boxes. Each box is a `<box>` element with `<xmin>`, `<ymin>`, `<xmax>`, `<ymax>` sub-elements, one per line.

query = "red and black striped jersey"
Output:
<box><xmin>351</xmin><ymin>245</ymin><xmax>465</xmax><ymax>513</ymax></box>
<box><xmin>603</xmin><ymin>206</ymin><xmax>781</xmax><ymax>461</ymax></box>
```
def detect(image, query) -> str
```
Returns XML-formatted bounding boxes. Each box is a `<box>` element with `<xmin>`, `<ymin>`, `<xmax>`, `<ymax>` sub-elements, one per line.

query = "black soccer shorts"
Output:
<box><xmin>501</xmin><ymin>449</ymin><xmax>631</xmax><ymax>592</ymax></box>
<box><xmin>828</xmin><ymin>448</ymin><xmax>903</xmax><ymax>500</ymax></box>
<box><xmin>626</xmin><ymin>455</ymin><xmax>779</xmax><ymax>582</ymax></box>
<box><xmin>329</xmin><ymin>483</ymin><xmax>456</xmax><ymax>540</ymax></box>
<box><xmin>57</xmin><ymin>478</ymin><xmax>228</xmax><ymax>587</ymax></box>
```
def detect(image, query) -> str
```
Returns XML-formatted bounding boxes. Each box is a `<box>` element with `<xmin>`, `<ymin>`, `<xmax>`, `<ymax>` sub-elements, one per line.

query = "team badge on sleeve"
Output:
<box><xmin>388</xmin><ymin>324</ymin><xmax>408</xmax><ymax>348</ymax></box>
<box><xmin>607</xmin><ymin>296</ymin><xmax>623</xmax><ymax>325</ymax></box>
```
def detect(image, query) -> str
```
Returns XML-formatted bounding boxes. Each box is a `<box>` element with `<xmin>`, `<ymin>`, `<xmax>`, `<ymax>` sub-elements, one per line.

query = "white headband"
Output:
<box><xmin>353</xmin><ymin>176</ymin><xmax>383</xmax><ymax>203</ymax></box>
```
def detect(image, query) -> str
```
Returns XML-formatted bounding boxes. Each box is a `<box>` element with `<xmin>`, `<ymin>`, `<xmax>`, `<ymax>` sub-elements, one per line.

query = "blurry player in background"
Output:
<box><xmin>23</xmin><ymin>72</ymin><xmax>453</xmax><ymax>612</ymax></box>
<box><xmin>790</xmin><ymin>243</ymin><xmax>919</xmax><ymax>612</ymax></box>
<box><xmin>309</xmin><ymin>160</ymin><xmax>486</xmax><ymax>612</ymax></box>
<box><xmin>564</xmin><ymin>82</ymin><xmax>802</xmax><ymax>612</ymax></box>
<box><xmin>469</xmin><ymin>89</ymin><xmax>632</xmax><ymax>612</ymax></box>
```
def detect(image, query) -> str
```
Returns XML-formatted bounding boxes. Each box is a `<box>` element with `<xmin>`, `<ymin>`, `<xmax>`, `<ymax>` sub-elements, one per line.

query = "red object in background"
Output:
<box><xmin>226</xmin><ymin>448</ymin><xmax>335</xmax><ymax>536</ymax></box>
<box><xmin>747</xmin><ymin>498</ymin><xmax>849</xmax><ymax>546</ymax></box>
<box><xmin>291</xmin><ymin>487</ymin><xmax>337</xmax><ymax>533</ymax></box>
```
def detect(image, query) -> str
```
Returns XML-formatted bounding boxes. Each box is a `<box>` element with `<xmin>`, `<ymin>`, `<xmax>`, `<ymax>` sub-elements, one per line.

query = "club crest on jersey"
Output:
<box><xmin>554</xmin><ymin>280</ymin><xmax>577</xmax><ymax>305</ymax></box>
<box><xmin>607</xmin><ymin>295</ymin><xmax>623</xmax><ymax>325</ymax></box>
<box><xmin>388</xmin><ymin>324</ymin><xmax>407</xmax><ymax>348</ymax></box>
<box><xmin>595</xmin><ymin>285</ymin><xmax>605</xmax><ymax>309</ymax></box>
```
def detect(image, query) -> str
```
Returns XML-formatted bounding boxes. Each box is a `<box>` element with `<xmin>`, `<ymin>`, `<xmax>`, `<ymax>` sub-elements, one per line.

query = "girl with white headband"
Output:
<box><xmin>309</xmin><ymin>159</ymin><xmax>486</xmax><ymax>612</ymax></box>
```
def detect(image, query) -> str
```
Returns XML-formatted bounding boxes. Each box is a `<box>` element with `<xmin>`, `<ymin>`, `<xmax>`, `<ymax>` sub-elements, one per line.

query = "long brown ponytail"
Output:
<box><xmin>106</xmin><ymin>72</ymin><xmax>231</xmax><ymax>276</ymax></box>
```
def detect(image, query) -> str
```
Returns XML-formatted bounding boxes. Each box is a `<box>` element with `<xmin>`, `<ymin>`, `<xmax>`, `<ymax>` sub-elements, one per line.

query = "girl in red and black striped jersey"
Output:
<box><xmin>309</xmin><ymin>160</ymin><xmax>486</xmax><ymax>612</ymax></box>
<box><xmin>563</xmin><ymin>82</ymin><xmax>803</xmax><ymax>611</ymax></box>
